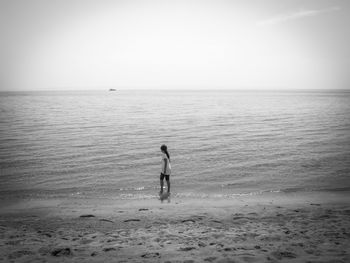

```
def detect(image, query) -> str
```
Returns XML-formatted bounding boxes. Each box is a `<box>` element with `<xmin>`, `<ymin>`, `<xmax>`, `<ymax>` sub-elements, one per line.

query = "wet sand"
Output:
<box><xmin>0</xmin><ymin>192</ymin><xmax>349</xmax><ymax>262</ymax></box>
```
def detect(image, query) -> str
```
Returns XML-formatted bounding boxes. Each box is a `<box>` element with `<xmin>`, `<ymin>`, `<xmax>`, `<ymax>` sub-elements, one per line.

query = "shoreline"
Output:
<box><xmin>1</xmin><ymin>190</ymin><xmax>349</xmax><ymax>216</ymax></box>
<box><xmin>1</xmin><ymin>191</ymin><xmax>349</xmax><ymax>262</ymax></box>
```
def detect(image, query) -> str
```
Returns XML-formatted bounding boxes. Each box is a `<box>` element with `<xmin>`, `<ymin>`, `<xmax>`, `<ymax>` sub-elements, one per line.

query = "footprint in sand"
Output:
<box><xmin>179</xmin><ymin>246</ymin><xmax>196</xmax><ymax>251</ymax></box>
<box><xmin>51</xmin><ymin>248</ymin><xmax>73</xmax><ymax>257</ymax></box>
<box><xmin>271</xmin><ymin>251</ymin><xmax>297</xmax><ymax>260</ymax></box>
<box><xmin>103</xmin><ymin>247</ymin><xmax>117</xmax><ymax>252</ymax></box>
<box><xmin>141</xmin><ymin>252</ymin><xmax>160</xmax><ymax>258</ymax></box>
<box><xmin>181</xmin><ymin>219</ymin><xmax>196</xmax><ymax>223</ymax></box>
<box><xmin>79</xmin><ymin>214</ymin><xmax>95</xmax><ymax>218</ymax></box>
<box><xmin>124</xmin><ymin>219</ymin><xmax>141</xmax><ymax>222</ymax></box>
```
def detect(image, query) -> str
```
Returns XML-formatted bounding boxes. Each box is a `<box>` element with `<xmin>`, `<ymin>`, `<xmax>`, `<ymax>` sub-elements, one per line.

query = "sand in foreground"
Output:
<box><xmin>0</xmin><ymin>192</ymin><xmax>349</xmax><ymax>263</ymax></box>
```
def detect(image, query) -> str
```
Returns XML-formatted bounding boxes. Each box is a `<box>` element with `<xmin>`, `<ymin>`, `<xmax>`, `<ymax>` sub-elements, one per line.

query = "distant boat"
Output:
<box><xmin>109</xmin><ymin>89</ymin><xmax>116</xmax><ymax>91</ymax></box>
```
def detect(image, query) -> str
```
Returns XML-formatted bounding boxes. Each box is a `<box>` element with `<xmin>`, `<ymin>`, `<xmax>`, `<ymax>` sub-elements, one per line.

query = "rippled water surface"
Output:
<box><xmin>1</xmin><ymin>90</ymin><xmax>349</xmax><ymax>199</ymax></box>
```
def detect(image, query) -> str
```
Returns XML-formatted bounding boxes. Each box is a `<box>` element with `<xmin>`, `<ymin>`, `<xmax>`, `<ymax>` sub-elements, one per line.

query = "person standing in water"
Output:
<box><xmin>160</xmin><ymin>144</ymin><xmax>171</xmax><ymax>195</ymax></box>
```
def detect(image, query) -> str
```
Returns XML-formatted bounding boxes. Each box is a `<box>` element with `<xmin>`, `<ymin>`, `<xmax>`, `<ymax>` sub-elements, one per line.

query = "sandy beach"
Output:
<box><xmin>0</xmin><ymin>192</ymin><xmax>349</xmax><ymax>263</ymax></box>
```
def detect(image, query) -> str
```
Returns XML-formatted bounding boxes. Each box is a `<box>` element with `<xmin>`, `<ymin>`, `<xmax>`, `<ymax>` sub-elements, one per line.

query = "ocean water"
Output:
<box><xmin>0</xmin><ymin>90</ymin><xmax>350</xmax><ymax>200</ymax></box>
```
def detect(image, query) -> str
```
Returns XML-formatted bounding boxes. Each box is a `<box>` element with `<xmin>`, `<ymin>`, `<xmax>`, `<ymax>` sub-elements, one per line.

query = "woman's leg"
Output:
<box><xmin>160</xmin><ymin>179</ymin><xmax>164</xmax><ymax>194</ymax></box>
<box><xmin>160</xmin><ymin>173</ymin><xmax>165</xmax><ymax>194</ymax></box>
<box><xmin>166</xmin><ymin>178</ymin><xmax>170</xmax><ymax>193</ymax></box>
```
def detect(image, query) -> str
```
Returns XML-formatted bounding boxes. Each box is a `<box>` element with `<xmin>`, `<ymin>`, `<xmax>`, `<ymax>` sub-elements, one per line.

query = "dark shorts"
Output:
<box><xmin>160</xmin><ymin>173</ymin><xmax>170</xmax><ymax>181</ymax></box>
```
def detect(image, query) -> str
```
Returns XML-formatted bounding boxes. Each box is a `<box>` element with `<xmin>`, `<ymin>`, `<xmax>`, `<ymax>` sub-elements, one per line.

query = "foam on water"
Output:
<box><xmin>0</xmin><ymin>90</ymin><xmax>350</xmax><ymax>200</ymax></box>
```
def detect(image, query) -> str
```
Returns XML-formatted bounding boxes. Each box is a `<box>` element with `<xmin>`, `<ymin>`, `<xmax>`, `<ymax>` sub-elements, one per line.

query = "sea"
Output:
<box><xmin>0</xmin><ymin>90</ymin><xmax>350</xmax><ymax>201</ymax></box>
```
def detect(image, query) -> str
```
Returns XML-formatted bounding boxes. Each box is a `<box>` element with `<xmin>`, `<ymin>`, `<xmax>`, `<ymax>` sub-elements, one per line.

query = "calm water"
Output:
<box><xmin>0</xmin><ymin>90</ymin><xmax>350</xmax><ymax>200</ymax></box>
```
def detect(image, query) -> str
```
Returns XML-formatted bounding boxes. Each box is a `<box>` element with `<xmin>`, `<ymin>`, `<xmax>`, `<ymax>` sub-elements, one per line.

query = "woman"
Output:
<box><xmin>160</xmin><ymin>144</ymin><xmax>171</xmax><ymax>195</ymax></box>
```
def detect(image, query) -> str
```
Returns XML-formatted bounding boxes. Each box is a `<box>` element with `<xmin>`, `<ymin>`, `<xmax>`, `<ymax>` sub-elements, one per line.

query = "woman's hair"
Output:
<box><xmin>160</xmin><ymin>144</ymin><xmax>170</xmax><ymax>161</ymax></box>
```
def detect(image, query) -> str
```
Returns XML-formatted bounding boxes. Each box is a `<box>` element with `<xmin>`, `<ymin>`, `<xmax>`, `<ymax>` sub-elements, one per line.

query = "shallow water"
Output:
<box><xmin>0</xmin><ymin>90</ymin><xmax>349</xmax><ymax>200</ymax></box>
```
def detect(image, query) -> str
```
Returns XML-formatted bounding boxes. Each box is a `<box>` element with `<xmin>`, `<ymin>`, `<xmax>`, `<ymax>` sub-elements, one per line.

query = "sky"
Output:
<box><xmin>1</xmin><ymin>0</ymin><xmax>349</xmax><ymax>91</ymax></box>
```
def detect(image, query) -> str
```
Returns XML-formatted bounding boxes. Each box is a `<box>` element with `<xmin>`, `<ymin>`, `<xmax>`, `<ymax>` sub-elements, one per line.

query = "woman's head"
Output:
<box><xmin>160</xmin><ymin>144</ymin><xmax>170</xmax><ymax>160</ymax></box>
<box><xmin>160</xmin><ymin>144</ymin><xmax>167</xmax><ymax>152</ymax></box>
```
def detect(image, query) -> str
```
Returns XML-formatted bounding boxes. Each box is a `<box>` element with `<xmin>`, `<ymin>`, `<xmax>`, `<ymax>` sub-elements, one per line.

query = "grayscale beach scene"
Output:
<box><xmin>1</xmin><ymin>1</ymin><xmax>350</xmax><ymax>262</ymax></box>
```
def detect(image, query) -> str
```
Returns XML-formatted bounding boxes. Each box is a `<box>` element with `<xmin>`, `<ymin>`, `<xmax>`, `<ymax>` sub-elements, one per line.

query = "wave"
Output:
<box><xmin>2</xmin><ymin>185</ymin><xmax>350</xmax><ymax>201</ymax></box>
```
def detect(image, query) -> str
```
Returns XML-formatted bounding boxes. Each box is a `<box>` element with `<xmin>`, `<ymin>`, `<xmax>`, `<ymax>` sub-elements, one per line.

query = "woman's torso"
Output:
<box><xmin>161</xmin><ymin>153</ymin><xmax>171</xmax><ymax>175</ymax></box>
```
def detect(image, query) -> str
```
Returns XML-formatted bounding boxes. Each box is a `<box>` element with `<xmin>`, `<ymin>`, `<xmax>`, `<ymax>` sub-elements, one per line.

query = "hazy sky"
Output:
<box><xmin>1</xmin><ymin>0</ymin><xmax>349</xmax><ymax>91</ymax></box>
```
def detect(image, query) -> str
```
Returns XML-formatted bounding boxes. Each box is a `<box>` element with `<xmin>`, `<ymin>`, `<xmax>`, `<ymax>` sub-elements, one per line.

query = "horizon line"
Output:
<box><xmin>1</xmin><ymin>88</ymin><xmax>349</xmax><ymax>93</ymax></box>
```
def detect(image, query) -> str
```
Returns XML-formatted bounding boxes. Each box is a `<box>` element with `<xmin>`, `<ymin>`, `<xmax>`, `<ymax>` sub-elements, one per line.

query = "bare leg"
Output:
<box><xmin>160</xmin><ymin>179</ymin><xmax>164</xmax><ymax>194</ymax></box>
<box><xmin>166</xmin><ymin>179</ymin><xmax>170</xmax><ymax>193</ymax></box>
